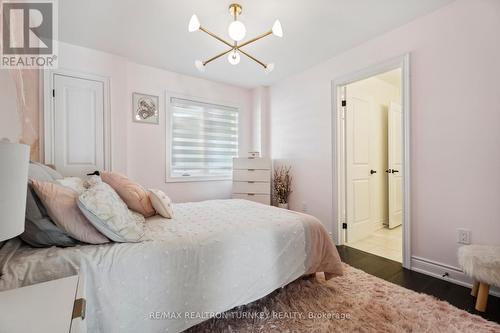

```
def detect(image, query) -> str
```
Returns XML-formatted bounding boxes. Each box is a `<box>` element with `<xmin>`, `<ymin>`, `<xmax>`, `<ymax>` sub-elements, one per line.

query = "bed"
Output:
<box><xmin>0</xmin><ymin>199</ymin><xmax>343</xmax><ymax>333</ymax></box>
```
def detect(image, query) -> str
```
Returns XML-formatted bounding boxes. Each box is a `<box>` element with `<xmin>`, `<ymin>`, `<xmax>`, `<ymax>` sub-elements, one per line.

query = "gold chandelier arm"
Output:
<box><xmin>237</xmin><ymin>30</ymin><xmax>272</xmax><ymax>49</ymax></box>
<box><xmin>237</xmin><ymin>48</ymin><xmax>267</xmax><ymax>68</ymax></box>
<box><xmin>203</xmin><ymin>48</ymin><xmax>234</xmax><ymax>65</ymax></box>
<box><xmin>199</xmin><ymin>27</ymin><xmax>233</xmax><ymax>48</ymax></box>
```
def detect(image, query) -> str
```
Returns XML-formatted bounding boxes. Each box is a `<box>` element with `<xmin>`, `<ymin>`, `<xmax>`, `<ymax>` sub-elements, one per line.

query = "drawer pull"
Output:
<box><xmin>72</xmin><ymin>298</ymin><xmax>86</xmax><ymax>320</ymax></box>
<box><xmin>247</xmin><ymin>169</ymin><xmax>255</xmax><ymax>171</ymax></box>
<box><xmin>248</xmin><ymin>181</ymin><xmax>255</xmax><ymax>184</ymax></box>
<box><xmin>248</xmin><ymin>193</ymin><xmax>255</xmax><ymax>196</ymax></box>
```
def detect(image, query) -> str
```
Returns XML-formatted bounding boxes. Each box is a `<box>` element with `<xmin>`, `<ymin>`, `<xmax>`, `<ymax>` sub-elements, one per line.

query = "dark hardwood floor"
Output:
<box><xmin>337</xmin><ymin>245</ymin><xmax>500</xmax><ymax>324</ymax></box>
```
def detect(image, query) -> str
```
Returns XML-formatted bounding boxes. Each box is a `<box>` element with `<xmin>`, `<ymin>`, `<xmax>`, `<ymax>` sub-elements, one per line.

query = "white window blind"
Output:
<box><xmin>168</xmin><ymin>96</ymin><xmax>239</xmax><ymax>180</ymax></box>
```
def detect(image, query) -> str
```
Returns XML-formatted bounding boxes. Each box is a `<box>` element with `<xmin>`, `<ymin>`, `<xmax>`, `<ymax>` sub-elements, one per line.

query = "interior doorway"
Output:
<box><xmin>333</xmin><ymin>55</ymin><xmax>410</xmax><ymax>267</ymax></box>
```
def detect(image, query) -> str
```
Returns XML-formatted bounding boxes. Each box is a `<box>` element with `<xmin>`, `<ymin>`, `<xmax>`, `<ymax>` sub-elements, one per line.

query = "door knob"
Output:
<box><xmin>385</xmin><ymin>169</ymin><xmax>391</xmax><ymax>173</ymax></box>
<box><xmin>392</xmin><ymin>169</ymin><xmax>399</xmax><ymax>173</ymax></box>
<box><xmin>370</xmin><ymin>169</ymin><xmax>377</xmax><ymax>175</ymax></box>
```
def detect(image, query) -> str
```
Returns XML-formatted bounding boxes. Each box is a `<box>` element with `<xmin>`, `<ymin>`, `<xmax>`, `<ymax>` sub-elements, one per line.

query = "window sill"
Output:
<box><xmin>165</xmin><ymin>176</ymin><xmax>232</xmax><ymax>183</ymax></box>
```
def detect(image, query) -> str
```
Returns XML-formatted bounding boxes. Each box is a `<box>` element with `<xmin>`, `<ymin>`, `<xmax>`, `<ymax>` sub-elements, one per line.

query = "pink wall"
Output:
<box><xmin>126</xmin><ymin>62</ymin><xmax>253</xmax><ymax>202</ymax></box>
<box><xmin>57</xmin><ymin>43</ymin><xmax>253</xmax><ymax>202</ymax></box>
<box><xmin>269</xmin><ymin>0</ymin><xmax>500</xmax><ymax>268</ymax></box>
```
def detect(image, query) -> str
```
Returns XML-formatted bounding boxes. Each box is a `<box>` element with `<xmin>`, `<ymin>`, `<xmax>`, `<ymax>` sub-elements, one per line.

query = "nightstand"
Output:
<box><xmin>0</xmin><ymin>275</ymin><xmax>87</xmax><ymax>333</ymax></box>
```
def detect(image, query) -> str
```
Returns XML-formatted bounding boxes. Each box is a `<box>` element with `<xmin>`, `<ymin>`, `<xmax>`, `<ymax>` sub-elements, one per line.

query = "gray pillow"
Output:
<box><xmin>29</xmin><ymin>162</ymin><xmax>63</xmax><ymax>181</ymax></box>
<box><xmin>28</xmin><ymin>162</ymin><xmax>55</xmax><ymax>182</ymax></box>
<box><xmin>20</xmin><ymin>185</ymin><xmax>77</xmax><ymax>247</ymax></box>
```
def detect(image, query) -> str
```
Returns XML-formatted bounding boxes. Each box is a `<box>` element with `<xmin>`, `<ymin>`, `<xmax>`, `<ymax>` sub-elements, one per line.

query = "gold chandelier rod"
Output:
<box><xmin>203</xmin><ymin>48</ymin><xmax>234</xmax><ymax>66</ymax></box>
<box><xmin>237</xmin><ymin>30</ymin><xmax>272</xmax><ymax>49</ymax></box>
<box><xmin>201</xmin><ymin>46</ymin><xmax>268</xmax><ymax>69</ymax></box>
<box><xmin>237</xmin><ymin>48</ymin><xmax>267</xmax><ymax>68</ymax></box>
<box><xmin>199</xmin><ymin>26</ymin><xmax>233</xmax><ymax>48</ymax></box>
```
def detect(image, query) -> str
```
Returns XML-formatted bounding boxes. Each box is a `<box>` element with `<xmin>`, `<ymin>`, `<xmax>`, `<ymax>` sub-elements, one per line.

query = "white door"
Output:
<box><xmin>53</xmin><ymin>74</ymin><xmax>105</xmax><ymax>177</ymax></box>
<box><xmin>388</xmin><ymin>102</ymin><xmax>402</xmax><ymax>228</ymax></box>
<box><xmin>345</xmin><ymin>86</ymin><xmax>376</xmax><ymax>243</ymax></box>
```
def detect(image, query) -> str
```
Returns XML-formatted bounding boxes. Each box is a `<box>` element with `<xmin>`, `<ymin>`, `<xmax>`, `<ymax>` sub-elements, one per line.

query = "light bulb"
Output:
<box><xmin>188</xmin><ymin>15</ymin><xmax>200</xmax><ymax>32</ymax></box>
<box><xmin>194</xmin><ymin>60</ymin><xmax>205</xmax><ymax>72</ymax></box>
<box><xmin>272</xmin><ymin>20</ymin><xmax>283</xmax><ymax>38</ymax></box>
<box><xmin>227</xmin><ymin>50</ymin><xmax>240</xmax><ymax>65</ymax></box>
<box><xmin>265</xmin><ymin>63</ymin><xmax>275</xmax><ymax>74</ymax></box>
<box><xmin>228</xmin><ymin>21</ymin><xmax>246</xmax><ymax>41</ymax></box>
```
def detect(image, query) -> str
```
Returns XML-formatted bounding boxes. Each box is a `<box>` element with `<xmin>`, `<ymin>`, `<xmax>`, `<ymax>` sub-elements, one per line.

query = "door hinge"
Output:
<box><xmin>342</xmin><ymin>222</ymin><xmax>347</xmax><ymax>229</ymax></box>
<box><xmin>341</xmin><ymin>100</ymin><xmax>346</xmax><ymax>107</ymax></box>
<box><xmin>52</xmin><ymin>89</ymin><xmax>55</xmax><ymax>98</ymax></box>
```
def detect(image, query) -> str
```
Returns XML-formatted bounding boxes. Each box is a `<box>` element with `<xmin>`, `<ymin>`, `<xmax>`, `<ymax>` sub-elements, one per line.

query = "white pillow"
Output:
<box><xmin>148</xmin><ymin>189</ymin><xmax>173</xmax><ymax>218</ymax></box>
<box><xmin>57</xmin><ymin>177</ymin><xmax>87</xmax><ymax>194</ymax></box>
<box><xmin>78</xmin><ymin>179</ymin><xmax>145</xmax><ymax>242</ymax></box>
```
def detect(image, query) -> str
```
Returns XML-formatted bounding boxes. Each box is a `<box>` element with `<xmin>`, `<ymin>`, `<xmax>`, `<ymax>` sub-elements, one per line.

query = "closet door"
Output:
<box><xmin>53</xmin><ymin>74</ymin><xmax>105</xmax><ymax>176</ymax></box>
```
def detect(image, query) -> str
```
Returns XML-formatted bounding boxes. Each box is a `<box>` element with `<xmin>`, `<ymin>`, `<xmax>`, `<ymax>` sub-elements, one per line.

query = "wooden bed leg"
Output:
<box><xmin>471</xmin><ymin>281</ymin><xmax>479</xmax><ymax>297</ymax></box>
<box><xmin>475</xmin><ymin>282</ymin><xmax>489</xmax><ymax>312</ymax></box>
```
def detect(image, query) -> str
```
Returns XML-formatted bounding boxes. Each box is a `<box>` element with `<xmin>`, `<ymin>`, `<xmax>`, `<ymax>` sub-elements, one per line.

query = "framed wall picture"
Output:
<box><xmin>132</xmin><ymin>93</ymin><xmax>159</xmax><ymax>124</ymax></box>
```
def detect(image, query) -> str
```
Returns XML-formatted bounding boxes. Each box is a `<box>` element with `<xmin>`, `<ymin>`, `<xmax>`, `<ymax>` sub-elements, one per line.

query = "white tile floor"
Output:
<box><xmin>346</xmin><ymin>226</ymin><xmax>402</xmax><ymax>262</ymax></box>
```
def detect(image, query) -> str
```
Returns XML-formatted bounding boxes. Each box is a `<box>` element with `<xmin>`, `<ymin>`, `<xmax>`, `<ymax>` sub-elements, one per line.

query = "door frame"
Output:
<box><xmin>42</xmin><ymin>69</ymin><xmax>112</xmax><ymax>171</ymax></box>
<box><xmin>331</xmin><ymin>54</ymin><xmax>411</xmax><ymax>268</ymax></box>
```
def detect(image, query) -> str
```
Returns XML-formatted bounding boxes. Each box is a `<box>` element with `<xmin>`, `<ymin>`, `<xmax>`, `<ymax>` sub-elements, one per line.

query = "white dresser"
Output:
<box><xmin>232</xmin><ymin>157</ymin><xmax>271</xmax><ymax>205</ymax></box>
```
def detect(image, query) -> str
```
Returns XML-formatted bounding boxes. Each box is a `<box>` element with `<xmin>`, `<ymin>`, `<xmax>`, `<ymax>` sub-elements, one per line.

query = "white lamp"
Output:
<box><xmin>227</xmin><ymin>50</ymin><xmax>241</xmax><ymax>65</ymax></box>
<box><xmin>0</xmin><ymin>142</ymin><xmax>30</xmax><ymax>241</ymax></box>
<box><xmin>228</xmin><ymin>20</ymin><xmax>246</xmax><ymax>41</ymax></box>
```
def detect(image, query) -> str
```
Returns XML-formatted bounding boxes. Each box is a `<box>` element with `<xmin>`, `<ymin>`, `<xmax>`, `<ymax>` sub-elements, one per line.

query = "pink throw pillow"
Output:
<box><xmin>100</xmin><ymin>171</ymin><xmax>156</xmax><ymax>217</ymax></box>
<box><xmin>30</xmin><ymin>180</ymin><xmax>109</xmax><ymax>244</ymax></box>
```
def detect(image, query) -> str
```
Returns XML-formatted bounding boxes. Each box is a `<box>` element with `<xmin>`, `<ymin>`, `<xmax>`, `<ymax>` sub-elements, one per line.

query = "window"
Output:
<box><xmin>167</xmin><ymin>95</ymin><xmax>239</xmax><ymax>181</ymax></box>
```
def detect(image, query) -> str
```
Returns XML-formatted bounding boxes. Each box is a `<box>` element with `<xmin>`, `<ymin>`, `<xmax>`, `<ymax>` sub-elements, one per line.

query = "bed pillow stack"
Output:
<box><xmin>22</xmin><ymin>166</ymin><xmax>167</xmax><ymax>247</ymax></box>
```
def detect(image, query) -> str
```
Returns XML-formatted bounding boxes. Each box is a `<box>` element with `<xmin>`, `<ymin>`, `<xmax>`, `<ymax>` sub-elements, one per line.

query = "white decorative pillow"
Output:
<box><xmin>149</xmin><ymin>189</ymin><xmax>173</xmax><ymax>218</ymax></box>
<box><xmin>78</xmin><ymin>179</ymin><xmax>145</xmax><ymax>242</ymax></box>
<box><xmin>57</xmin><ymin>177</ymin><xmax>87</xmax><ymax>194</ymax></box>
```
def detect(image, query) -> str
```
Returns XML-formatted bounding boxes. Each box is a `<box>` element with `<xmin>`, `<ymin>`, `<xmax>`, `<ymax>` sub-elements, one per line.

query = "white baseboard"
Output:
<box><xmin>411</xmin><ymin>256</ymin><xmax>500</xmax><ymax>297</ymax></box>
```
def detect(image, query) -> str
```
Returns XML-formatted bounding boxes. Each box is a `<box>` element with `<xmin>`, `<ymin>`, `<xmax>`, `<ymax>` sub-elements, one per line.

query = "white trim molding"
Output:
<box><xmin>42</xmin><ymin>68</ymin><xmax>112</xmax><ymax>171</ymax></box>
<box><xmin>411</xmin><ymin>256</ymin><xmax>500</xmax><ymax>297</ymax></box>
<box><xmin>332</xmin><ymin>54</ymin><xmax>411</xmax><ymax>269</ymax></box>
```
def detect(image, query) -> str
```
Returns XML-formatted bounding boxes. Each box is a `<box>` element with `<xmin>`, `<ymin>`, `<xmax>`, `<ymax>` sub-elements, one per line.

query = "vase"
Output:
<box><xmin>278</xmin><ymin>203</ymin><xmax>289</xmax><ymax>210</ymax></box>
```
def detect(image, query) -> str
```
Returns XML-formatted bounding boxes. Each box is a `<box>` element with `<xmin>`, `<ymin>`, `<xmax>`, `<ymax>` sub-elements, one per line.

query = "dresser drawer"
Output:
<box><xmin>233</xmin><ymin>181</ymin><xmax>270</xmax><ymax>194</ymax></box>
<box><xmin>233</xmin><ymin>158</ymin><xmax>271</xmax><ymax>170</ymax></box>
<box><xmin>233</xmin><ymin>169</ymin><xmax>270</xmax><ymax>182</ymax></box>
<box><xmin>232</xmin><ymin>193</ymin><xmax>270</xmax><ymax>205</ymax></box>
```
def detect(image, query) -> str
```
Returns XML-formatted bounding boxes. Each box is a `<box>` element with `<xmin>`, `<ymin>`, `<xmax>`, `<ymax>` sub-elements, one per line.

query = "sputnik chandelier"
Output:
<box><xmin>188</xmin><ymin>3</ymin><xmax>283</xmax><ymax>73</ymax></box>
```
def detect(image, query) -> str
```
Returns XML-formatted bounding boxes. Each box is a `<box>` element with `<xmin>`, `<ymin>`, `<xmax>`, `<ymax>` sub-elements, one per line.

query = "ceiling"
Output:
<box><xmin>58</xmin><ymin>0</ymin><xmax>454</xmax><ymax>88</ymax></box>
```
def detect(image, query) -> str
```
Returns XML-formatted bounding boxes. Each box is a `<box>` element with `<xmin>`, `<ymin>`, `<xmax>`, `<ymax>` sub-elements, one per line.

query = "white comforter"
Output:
<box><xmin>0</xmin><ymin>199</ymin><xmax>342</xmax><ymax>333</ymax></box>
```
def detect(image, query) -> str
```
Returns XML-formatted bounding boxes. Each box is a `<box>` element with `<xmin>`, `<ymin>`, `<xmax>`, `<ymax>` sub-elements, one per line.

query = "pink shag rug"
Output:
<box><xmin>188</xmin><ymin>264</ymin><xmax>500</xmax><ymax>333</ymax></box>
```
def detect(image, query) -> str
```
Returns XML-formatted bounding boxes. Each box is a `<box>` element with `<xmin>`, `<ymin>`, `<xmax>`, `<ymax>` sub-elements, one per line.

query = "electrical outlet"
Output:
<box><xmin>457</xmin><ymin>229</ymin><xmax>471</xmax><ymax>244</ymax></box>
<box><xmin>302</xmin><ymin>202</ymin><xmax>308</xmax><ymax>213</ymax></box>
